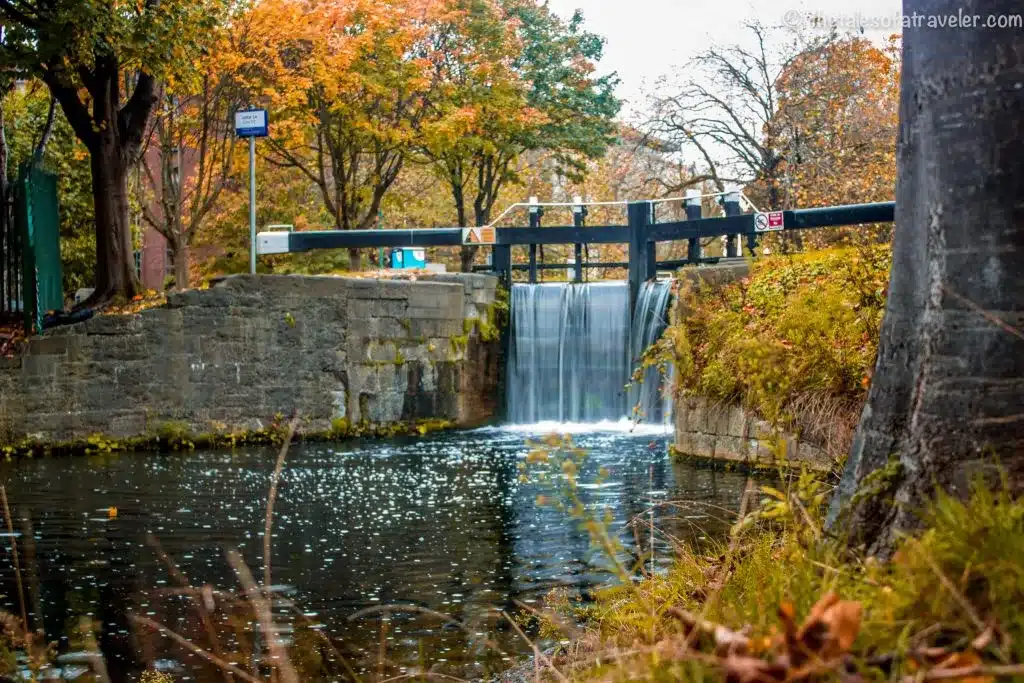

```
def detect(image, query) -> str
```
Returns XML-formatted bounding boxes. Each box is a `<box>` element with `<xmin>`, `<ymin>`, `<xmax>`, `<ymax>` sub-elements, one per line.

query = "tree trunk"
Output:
<box><xmin>455</xmin><ymin>189</ymin><xmax>475</xmax><ymax>273</ymax></box>
<box><xmin>173</xmin><ymin>238</ymin><xmax>190</xmax><ymax>290</ymax></box>
<box><xmin>86</xmin><ymin>134</ymin><xmax>139</xmax><ymax>306</ymax></box>
<box><xmin>830</xmin><ymin>0</ymin><xmax>1024</xmax><ymax>555</ymax></box>
<box><xmin>460</xmin><ymin>246</ymin><xmax>477</xmax><ymax>273</ymax></box>
<box><xmin>347</xmin><ymin>247</ymin><xmax>360</xmax><ymax>271</ymax></box>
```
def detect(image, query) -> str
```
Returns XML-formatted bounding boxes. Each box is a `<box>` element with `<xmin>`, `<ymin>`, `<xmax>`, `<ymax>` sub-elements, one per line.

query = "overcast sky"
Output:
<box><xmin>545</xmin><ymin>0</ymin><xmax>902</xmax><ymax>116</ymax></box>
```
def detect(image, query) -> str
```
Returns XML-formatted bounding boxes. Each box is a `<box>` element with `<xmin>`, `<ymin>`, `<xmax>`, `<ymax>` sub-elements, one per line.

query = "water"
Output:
<box><xmin>507</xmin><ymin>282</ymin><xmax>631</xmax><ymax>423</ymax></box>
<box><xmin>0</xmin><ymin>427</ymin><xmax>754</xmax><ymax>680</ymax></box>
<box><xmin>628</xmin><ymin>280</ymin><xmax>674</xmax><ymax>425</ymax></box>
<box><xmin>507</xmin><ymin>281</ymin><xmax>673</xmax><ymax>425</ymax></box>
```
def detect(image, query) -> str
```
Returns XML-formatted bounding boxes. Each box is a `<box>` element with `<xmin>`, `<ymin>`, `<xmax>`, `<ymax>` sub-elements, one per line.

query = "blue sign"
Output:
<box><xmin>235</xmin><ymin>109</ymin><xmax>269</xmax><ymax>137</ymax></box>
<box><xmin>390</xmin><ymin>248</ymin><xmax>427</xmax><ymax>269</ymax></box>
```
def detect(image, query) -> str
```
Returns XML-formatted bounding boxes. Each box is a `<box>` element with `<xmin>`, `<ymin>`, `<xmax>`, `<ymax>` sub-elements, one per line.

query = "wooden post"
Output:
<box><xmin>528</xmin><ymin>196</ymin><xmax>540</xmax><ymax>284</ymax></box>
<box><xmin>628</xmin><ymin>200</ymin><xmax>652</xmax><ymax>311</ymax></box>
<box><xmin>722</xmin><ymin>190</ymin><xmax>742</xmax><ymax>257</ymax></box>
<box><xmin>572</xmin><ymin>195</ymin><xmax>585</xmax><ymax>283</ymax></box>
<box><xmin>684</xmin><ymin>189</ymin><xmax>702</xmax><ymax>263</ymax></box>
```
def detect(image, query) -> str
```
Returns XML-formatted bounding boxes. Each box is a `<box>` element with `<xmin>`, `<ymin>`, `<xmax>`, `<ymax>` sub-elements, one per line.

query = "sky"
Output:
<box><xmin>545</xmin><ymin>0</ymin><xmax>902</xmax><ymax>116</ymax></box>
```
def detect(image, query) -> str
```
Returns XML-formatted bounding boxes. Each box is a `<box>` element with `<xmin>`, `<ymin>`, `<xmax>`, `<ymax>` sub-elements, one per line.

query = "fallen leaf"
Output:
<box><xmin>723</xmin><ymin>654</ymin><xmax>787</xmax><ymax>683</ymax></box>
<box><xmin>932</xmin><ymin>651</ymin><xmax>994</xmax><ymax>683</ymax></box>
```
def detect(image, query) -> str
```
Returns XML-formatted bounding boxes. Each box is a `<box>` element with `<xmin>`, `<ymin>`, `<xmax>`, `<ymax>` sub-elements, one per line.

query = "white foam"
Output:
<box><xmin>495</xmin><ymin>419</ymin><xmax>671</xmax><ymax>436</ymax></box>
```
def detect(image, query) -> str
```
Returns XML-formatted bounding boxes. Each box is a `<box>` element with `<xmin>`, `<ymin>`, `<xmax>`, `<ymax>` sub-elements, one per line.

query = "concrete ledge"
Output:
<box><xmin>0</xmin><ymin>273</ymin><xmax>502</xmax><ymax>446</ymax></box>
<box><xmin>673</xmin><ymin>397</ymin><xmax>832</xmax><ymax>472</ymax></box>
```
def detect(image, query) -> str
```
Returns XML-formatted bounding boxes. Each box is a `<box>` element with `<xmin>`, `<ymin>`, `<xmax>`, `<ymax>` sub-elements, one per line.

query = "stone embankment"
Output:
<box><xmin>0</xmin><ymin>273</ymin><xmax>501</xmax><ymax>446</ymax></box>
<box><xmin>672</xmin><ymin>397</ymin><xmax>832</xmax><ymax>472</ymax></box>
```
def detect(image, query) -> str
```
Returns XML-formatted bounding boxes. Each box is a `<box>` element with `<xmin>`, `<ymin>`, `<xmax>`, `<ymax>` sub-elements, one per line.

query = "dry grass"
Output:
<box><xmin>784</xmin><ymin>391</ymin><xmax>861</xmax><ymax>468</ymax></box>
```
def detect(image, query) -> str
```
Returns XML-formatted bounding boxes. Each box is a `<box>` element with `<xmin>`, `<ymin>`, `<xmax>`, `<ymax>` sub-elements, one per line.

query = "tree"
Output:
<box><xmin>422</xmin><ymin>0</ymin><xmax>620</xmax><ymax>271</ymax></box>
<box><xmin>773</xmin><ymin>36</ymin><xmax>899</xmax><ymax>212</ymax></box>
<box><xmin>139</xmin><ymin>41</ymin><xmax>241</xmax><ymax>289</ymax></box>
<box><xmin>1</xmin><ymin>82</ymin><xmax>96</xmax><ymax>294</ymax></box>
<box><xmin>0</xmin><ymin>0</ymin><xmax>223</xmax><ymax>305</ymax></box>
<box><xmin>236</xmin><ymin>0</ymin><xmax>454</xmax><ymax>270</ymax></box>
<box><xmin>769</xmin><ymin>35</ymin><xmax>899</xmax><ymax>249</ymax></box>
<box><xmin>644</xmin><ymin>22</ymin><xmax>835</xmax><ymax>210</ymax></box>
<box><xmin>830</xmin><ymin>0</ymin><xmax>1024</xmax><ymax>555</ymax></box>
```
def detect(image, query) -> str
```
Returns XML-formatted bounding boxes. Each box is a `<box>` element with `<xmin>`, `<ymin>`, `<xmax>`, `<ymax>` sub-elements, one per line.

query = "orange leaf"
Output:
<box><xmin>933</xmin><ymin>651</ymin><xmax>994</xmax><ymax>683</ymax></box>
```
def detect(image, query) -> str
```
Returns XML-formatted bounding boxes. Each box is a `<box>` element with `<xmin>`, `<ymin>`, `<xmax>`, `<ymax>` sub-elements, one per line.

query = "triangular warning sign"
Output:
<box><xmin>462</xmin><ymin>227</ymin><xmax>496</xmax><ymax>245</ymax></box>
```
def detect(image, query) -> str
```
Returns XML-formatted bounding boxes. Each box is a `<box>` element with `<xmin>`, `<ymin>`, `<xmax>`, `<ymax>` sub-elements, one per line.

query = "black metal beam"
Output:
<box><xmin>646</xmin><ymin>215</ymin><xmax>753</xmax><ymax>242</ymax></box>
<box><xmin>497</xmin><ymin>225</ymin><xmax>629</xmax><ymax>245</ymax></box>
<box><xmin>261</xmin><ymin>201</ymin><xmax>896</xmax><ymax>263</ymax></box>
<box><xmin>786</xmin><ymin>202</ymin><xmax>894</xmax><ymax>229</ymax></box>
<box><xmin>285</xmin><ymin>228</ymin><xmax>463</xmax><ymax>252</ymax></box>
<box><xmin>509</xmin><ymin>261</ymin><xmax>628</xmax><ymax>271</ymax></box>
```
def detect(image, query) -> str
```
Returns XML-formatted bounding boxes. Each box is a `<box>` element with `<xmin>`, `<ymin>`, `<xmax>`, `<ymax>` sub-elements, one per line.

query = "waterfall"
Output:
<box><xmin>506</xmin><ymin>280</ymin><xmax>673</xmax><ymax>425</ymax></box>
<box><xmin>628</xmin><ymin>280</ymin><xmax>674</xmax><ymax>425</ymax></box>
<box><xmin>506</xmin><ymin>282</ymin><xmax>630</xmax><ymax>423</ymax></box>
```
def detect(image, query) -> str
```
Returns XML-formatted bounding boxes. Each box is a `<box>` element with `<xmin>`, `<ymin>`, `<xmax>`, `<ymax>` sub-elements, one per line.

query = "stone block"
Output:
<box><xmin>364</xmin><ymin>317</ymin><xmax>410</xmax><ymax>340</ymax></box>
<box><xmin>349</xmin><ymin>363</ymin><xmax>381</xmax><ymax>395</ymax></box>
<box><xmin>367</xmin><ymin>341</ymin><xmax>399</xmax><ymax>363</ymax></box>
<box><xmin>262</xmin><ymin>386</ymin><xmax>301</xmax><ymax>415</ymax></box>
<box><xmin>706</xmin><ymin>402</ymin><xmax>731</xmax><ymax>435</ymax></box>
<box><xmin>348</xmin><ymin>298</ymin><xmax>407</xmax><ymax>320</ymax></box>
<box><xmin>408</xmin><ymin>284</ymin><xmax>459</xmax><ymax>310</ymax></box>
<box><xmin>109</xmin><ymin>411</ymin><xmax>148</xmax><ymax>437</ymax></box>
<box><xmin>28</xmin><ymin>335</ymin><xmax>70</xmax><ymax>356</ymax></box>
<box><xmin>673</xmin><ymin>432</ymin><xmax>698</xmax><ymax>457</ymax></box>
<box><xmin>470</xmin><ymin>288</ymin><xmax>494</xmax><ymax>306</ymax></box>
<box><xmin>377</xmin><ymin>279</ymin><xmax>415</xmax><ymax>300</ymax></box>
<box><xmin>714</xmin><ymin>436</ymin><xmax>748</xmax><ymax>462</ymax></box>
<box><xmin>83</xmin><ymin>313</ymin><xmax>142</xmax><ymax>335</ymax></box>
<box><xmin>726</xmin><ymin>405</ymin><xmax>748</xmax><ymax>437</ymax></box>
<box><xmin>21</xmin><ymin>353</ymin><xmax>62</xmax><ymax>378</ymax></box>
<box><xmin>409</xmin><ymin>318</ymin><xmax>462</xmax><ymax>338</ymax></box>
<box><xmin>692</xmin><ymin>432</ymin><xmax>717</xmax><ymax>458</ymax></box>
<box><xmin>684</xmin><ymin>398</ymin><xmax>707</xmax><ymax>433</ymax></box>
<box><xmin>752</xmin><ymin>418</ymin><xmax>776</xmax><ymax>441</ymax></box>
<box><xmin>752</xmin><ymin>438</ymin><xmax>776</xmax><ymax>463</ymax></box>
<box><xmin>343</xmin><ymin>278</ymin><xmax>381</xmax><ymax>298</ymax></box>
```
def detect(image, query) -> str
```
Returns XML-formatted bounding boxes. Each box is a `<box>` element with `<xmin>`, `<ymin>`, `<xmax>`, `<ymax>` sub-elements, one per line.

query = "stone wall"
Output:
<box><xmin>673</xmin><ymin>397</ymin><xmax>832</xmax><ymax>472</ymax></box>
<box><xmin>0</xmin><ymin>273</ymin><xmax>501</xmax><ymax>445</ymax></box>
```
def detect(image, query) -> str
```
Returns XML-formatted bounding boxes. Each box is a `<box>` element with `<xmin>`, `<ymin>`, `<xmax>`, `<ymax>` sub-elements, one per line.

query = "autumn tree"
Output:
<box><xmin>139</xmin><ymin>33</ymin><xmax>242</xmax><ymax>289</ymax></box>
<box><xmin>644</xmin><ymin>22</ymin><xmax>836</xmax><ymax>210</ymax></box>
<box><xmin>1</xmin><ymin>82</ymin><xmax>95</xmax><ymax>292</ymax></box>
<box><xmin>233</xmin><ymin>0</ymin><xmax>455</xmax><ymax>270</ymax></box>
<box><xmin>0</xmin><ymin>0</ymin><xmax>224</xmax><ymax>305</ymax></box>
<box><xmin>830</xmin><ymin>0</ymin><xmax>1024</xmax><ymax>554</ymax></box>
<box><xmin>422</xmin><ymin>0</ymin><xmax>620</xmax><ymax>271</ymax></box>
<box><xmin>773</xmin><ymin>36</ymin><xmax>899</xmax><ymax>211</ymax></box>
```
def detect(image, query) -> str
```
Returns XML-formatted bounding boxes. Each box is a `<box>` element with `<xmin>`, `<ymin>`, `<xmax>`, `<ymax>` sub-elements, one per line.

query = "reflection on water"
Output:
<box><xmin>0</xmin><ymin>426</ymin><xmax>756</xmax><ymax>680</ymax></box>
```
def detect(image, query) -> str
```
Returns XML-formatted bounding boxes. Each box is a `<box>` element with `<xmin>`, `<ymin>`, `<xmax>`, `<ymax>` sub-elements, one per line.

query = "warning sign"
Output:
<box><xmin>753</xmin><ymin>211</ymin><xmax>784</xmax><ymax>232</ymax></box>
<box><xmin>462</xmin><ymin>227</ymin><xmax>496</xmax><ymax>244</ymax></box>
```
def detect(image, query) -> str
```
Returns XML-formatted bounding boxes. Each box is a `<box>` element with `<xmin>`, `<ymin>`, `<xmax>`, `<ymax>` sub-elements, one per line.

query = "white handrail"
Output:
<box><xmin>486</xmin><ymin>191</ymin><xmax>761</xmax><ymax>227</ymax></box>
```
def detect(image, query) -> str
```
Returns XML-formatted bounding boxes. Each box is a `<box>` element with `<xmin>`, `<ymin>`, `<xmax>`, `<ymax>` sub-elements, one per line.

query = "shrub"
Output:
<box><xmin>667</xmin><ymin>245</ymin><xmax>890</xmax><ymax>427</ymax></box>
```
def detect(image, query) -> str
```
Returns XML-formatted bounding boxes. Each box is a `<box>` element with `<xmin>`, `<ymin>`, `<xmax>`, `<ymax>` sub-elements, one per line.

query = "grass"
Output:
<box><xmin>532</xmin><ymin>473</ymin><xmax>1024</xmax><ymax>682</ymax></box>
<box><xmin>653</xmin><ymin>245</ymin><xmax>891</xmax><ymax>458</ymax></box>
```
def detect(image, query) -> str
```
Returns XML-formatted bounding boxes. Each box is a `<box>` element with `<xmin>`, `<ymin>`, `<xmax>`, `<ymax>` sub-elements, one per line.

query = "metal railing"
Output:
<box><xmin>255</xmin><ymin>199</ymin><xmax>896</xmax><ymax>306</ymax></box>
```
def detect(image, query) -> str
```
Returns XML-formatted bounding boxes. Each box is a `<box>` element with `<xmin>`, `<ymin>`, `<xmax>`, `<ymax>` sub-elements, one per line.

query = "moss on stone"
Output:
<box><xmin>0</xmin><ymin>417</ymin><xmax>458</xmax><ymax>460</ymax></box>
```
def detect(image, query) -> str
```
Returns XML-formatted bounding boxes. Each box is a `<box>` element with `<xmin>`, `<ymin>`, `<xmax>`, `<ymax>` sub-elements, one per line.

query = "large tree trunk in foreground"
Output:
<box><xmin>830</xmin><ymin>0</ymin><xmax>1024</xmax><ymax>555</ymax></box>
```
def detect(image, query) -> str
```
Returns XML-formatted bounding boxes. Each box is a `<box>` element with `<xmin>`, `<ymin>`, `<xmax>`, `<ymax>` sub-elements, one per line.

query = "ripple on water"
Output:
<box><xmin>0</xmin><ymin>428</ymin><xmax>756</xmax><ymax>677</ymax></box>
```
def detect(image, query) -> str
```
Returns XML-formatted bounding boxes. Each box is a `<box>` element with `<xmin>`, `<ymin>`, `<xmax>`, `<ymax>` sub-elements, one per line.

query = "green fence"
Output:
<box><xmin>0</xmin><ymin>163</ymin><xmax>62</xmax><ymax>333</ymax></box>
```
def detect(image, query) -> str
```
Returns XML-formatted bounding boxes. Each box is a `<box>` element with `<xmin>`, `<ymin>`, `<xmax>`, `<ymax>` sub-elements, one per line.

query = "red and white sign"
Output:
<box><xmin>754</xmin><ymin>211</ymin><xmax>785</xmax><ymax>232</ymax></box>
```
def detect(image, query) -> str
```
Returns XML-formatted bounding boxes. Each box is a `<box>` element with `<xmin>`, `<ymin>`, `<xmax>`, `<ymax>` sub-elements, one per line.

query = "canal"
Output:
<box><xmin>1</xmin><ymin>423</ymin><xmax>755</xmax><ymax>680</ymax></box>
